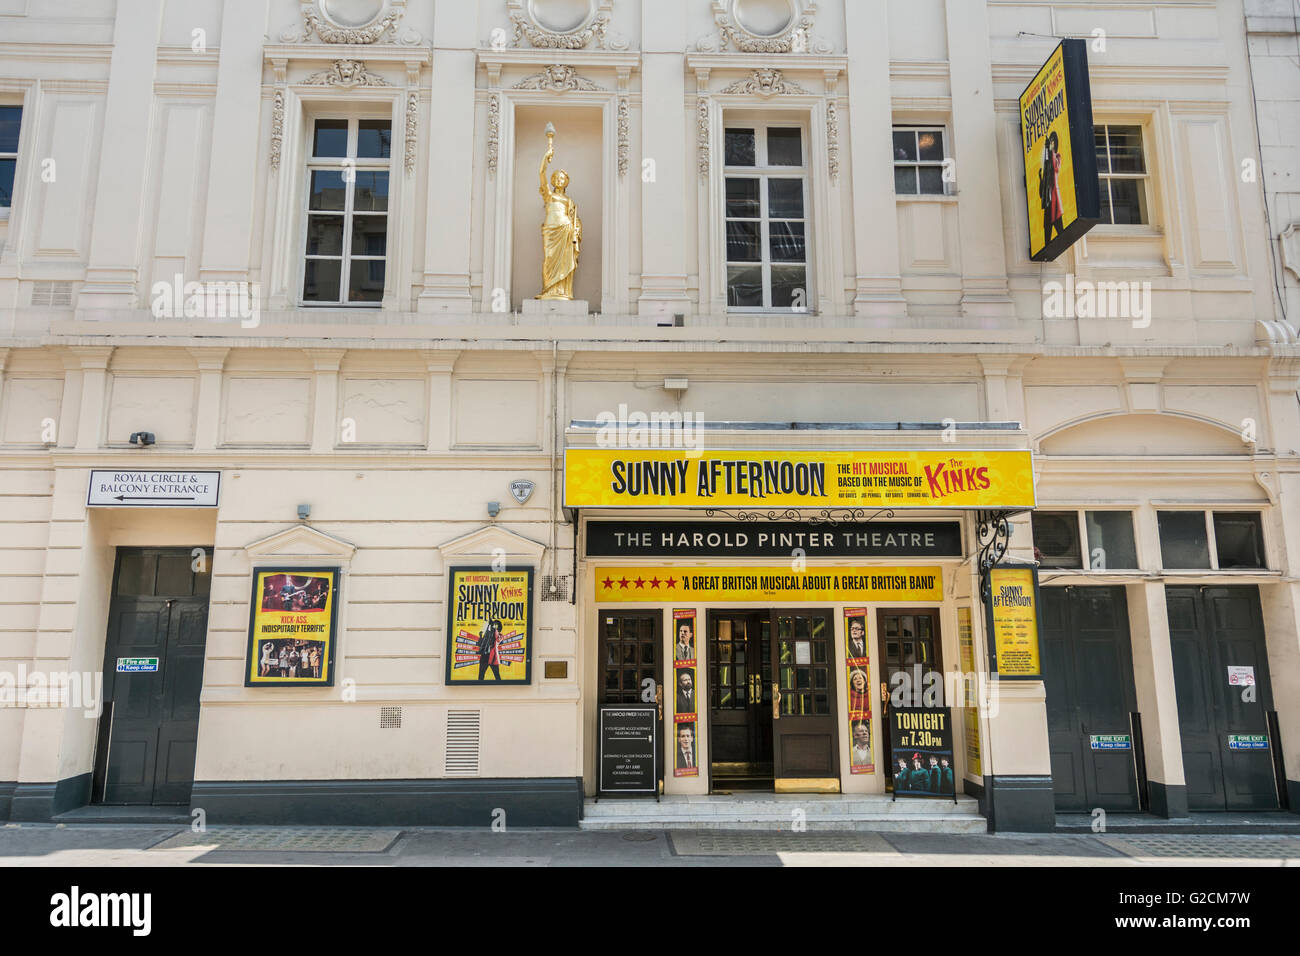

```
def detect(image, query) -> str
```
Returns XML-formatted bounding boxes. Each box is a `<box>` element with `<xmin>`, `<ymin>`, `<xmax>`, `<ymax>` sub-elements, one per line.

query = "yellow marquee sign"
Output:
<box><xmin>594</xmin><ymin>566</ymin><xmax>943</xmax><ymax>603</ymax></box>
<box><xmin>565</xmin><ymin>449</ymin><xmax>1035</xmax><ymax>510</ymax></box>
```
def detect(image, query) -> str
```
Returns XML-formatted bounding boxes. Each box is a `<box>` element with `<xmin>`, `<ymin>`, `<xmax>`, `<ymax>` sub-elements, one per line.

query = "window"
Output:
<box><xmin>1094</xmin><ymin>125</ymin><xmax>1149</xmax><ymax>225</ymax></box>
<box><xmin>724</xmin><ymin>124</ymin><xmax>808</xmax><ymax>310</ymax></box>
<box><xmin>0</xmin><ymin>105</ymin><xmax>20</xmax><ymax>212</ymax></box>
<box><xmin>1157</xmin><ymin>510</ymin><xmax>1267</xmax><ymax>570</ymax></box>
<box><xmin>302</xmin><ymin>117</ymin><xmax>391</xmax><ymax>305</ymax></box>
<box><xmin>892</xmin><ymin>126</ymin><xmax>947</xmax><ymax>195</ymax></box>
<box><xmin>1032</xmin><ymin>510</ymin><xmax>1138</xmax><ymax>569</ymax></box>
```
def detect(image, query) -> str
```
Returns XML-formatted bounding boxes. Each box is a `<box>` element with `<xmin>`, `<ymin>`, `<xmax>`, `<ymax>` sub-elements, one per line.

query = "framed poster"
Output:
<box><xmin>887</xmin><ymin>706</ymin><xmax>956</xmax><ymax>798</ymax></box>
<box><xmin>445</xmin><ymin>566</ymin><xmax>534</xmax><ymax>685</ymax></box>
<box><xmin>985</xmin><ymin>563</ymin><xmax>1043</xmax><ymax>680</ymax></box>
<box><xmin>672</xmin><ymin>608</ymin><xmax>698</xmax><ymax>776</ymax></box>
<box><xmin>245</xmin><ymin>567</ymin><xmax>339</xmax><ymax>687</ymax></box>
<box><xmin>844</xmin><ymin>607</ymin><xmax>874</xmax><ymax>774</ymax></box>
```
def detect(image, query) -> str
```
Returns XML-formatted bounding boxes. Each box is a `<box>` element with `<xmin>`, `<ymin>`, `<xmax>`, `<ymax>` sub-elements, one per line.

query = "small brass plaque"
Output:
<box><xmin>544</xmin><ymin>660</ymin><xmax>568</xmax><ymax>679</ymax></box>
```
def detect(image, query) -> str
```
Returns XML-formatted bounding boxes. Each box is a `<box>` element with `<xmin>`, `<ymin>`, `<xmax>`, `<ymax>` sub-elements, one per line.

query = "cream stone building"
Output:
<box><xmin>0</xmin><ymin>0</ymin><xmax>1297</xmax><ymax>831</ymax></box>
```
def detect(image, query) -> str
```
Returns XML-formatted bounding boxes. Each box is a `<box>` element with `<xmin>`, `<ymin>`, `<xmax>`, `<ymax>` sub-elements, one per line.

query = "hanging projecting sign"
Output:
<box><xmin>1020</xmin><ymin>38</ymin><xmax>1101</xmax><ymax>262</ymax></box>
<box><xmin>564</xmin><ymin>449</ymin><xmax>1035</xmax><ymax>510</ymax></box>
<box><xmin>88</xmin><ymin>470</ymin><xmax>220</xmax><ymax>508</ymax></box>
<box><xmin>986</xmin><ymin>564</ymin><xmax>1042</xmax><ymax>680</ymax></box>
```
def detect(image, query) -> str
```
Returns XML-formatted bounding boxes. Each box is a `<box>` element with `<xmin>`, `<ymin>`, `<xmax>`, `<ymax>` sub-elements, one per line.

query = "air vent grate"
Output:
<box><xmin>444</xmin><ymin>709</ymin><xmax>481</xmax><ymax>776</ymax></box>
<box><xmin>31</xmin><ymin>281</ymin><xmax>74</xmax><ymax>307</ymax></box>
<box><xmin>379</xmin><ymin>706</ymin><xmax>402</xmax><ymax>729</ymax></box>
<box><xmin>539</xmin><ymin>575</ymin><xmax>570</xmax><ymax>601</ymax></box>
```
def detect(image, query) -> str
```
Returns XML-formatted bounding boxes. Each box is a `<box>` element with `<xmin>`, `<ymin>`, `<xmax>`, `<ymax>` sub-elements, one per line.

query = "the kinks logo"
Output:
<box><xmin>922</xmin><ymin>459</ymin><xmax>991</xmax><ymax>500</ymax></box>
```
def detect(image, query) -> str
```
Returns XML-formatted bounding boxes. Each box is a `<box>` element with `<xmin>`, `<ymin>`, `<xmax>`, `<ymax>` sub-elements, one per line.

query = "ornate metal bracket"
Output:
<box><xmin>702</xmin><ymin>508</ymin><xmax>895</xmax><ymax>526</ymax></box>
<box><xmin>976</xmin><ymin>509</ymin><xmax>1012</xmax><ymax>602</ymax></box>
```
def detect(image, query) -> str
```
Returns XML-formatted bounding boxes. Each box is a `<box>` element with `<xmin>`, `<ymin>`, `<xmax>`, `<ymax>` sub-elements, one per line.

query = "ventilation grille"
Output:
<box><xmin>539</xmin><ymin>575</ymin><xmax>570</xmax><ymax>602</ymax></box>
<box><xmin>379</xmin><ymin>706</ymin><xmax>402</xmax><ymax>729</ymax></box>
<box><xmin>31</xmin><ymin>281</ymin><xmax>74</xmax><ymax>307</ymax></box>
<box><xmin>444</xmin><ymin>709</ymin><xmax>481</xmax><ymax>776</ymax></box>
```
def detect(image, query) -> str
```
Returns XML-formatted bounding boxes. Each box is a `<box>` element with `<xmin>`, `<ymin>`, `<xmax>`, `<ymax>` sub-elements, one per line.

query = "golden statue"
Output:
<box><xmin>536</xmin><ymin>123</ymin><xmax>582</xmax><ymax>300</ymax></box>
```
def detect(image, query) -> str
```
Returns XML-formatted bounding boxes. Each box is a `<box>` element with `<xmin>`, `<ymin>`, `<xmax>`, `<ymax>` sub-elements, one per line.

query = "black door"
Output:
<box><xmin>771</xmin><ymin>609</ymin><xmax>838</xmax><ymax>785</ymax></box>
<box><xmin>1168</xmin><ymin>585</ymin><xmax>1277</xmax><ymax>810</ymax></box>
<box><xmin>598</xmin><ymin>611</ymin><xmax>664</xmax><ymax>777</ymax></box>
<box><xmin>94</xmin><ymin>548</ymin><xmax>211</xmax><ymax>806</ymax></box>
<box><xmin>707</xmin><ymin>612</ymin><xmax>773</xmax><ymax>788</ymax></box>
<box><xmin>1041</xmin><ymin>586</ymin><xmax>1141</xmax><ymax>812</ymax></box>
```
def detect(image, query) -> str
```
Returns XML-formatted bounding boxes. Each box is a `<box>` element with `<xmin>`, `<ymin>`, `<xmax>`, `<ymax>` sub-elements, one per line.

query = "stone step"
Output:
<box><xmin>580</xmin><ymin>795</ymin><xmax>986</xmax><ymax>832</ymax></box>
<box><xmin>580</xmin><ymin>816</ymin><xmax>987</xmax><ymax>833</ymax></box>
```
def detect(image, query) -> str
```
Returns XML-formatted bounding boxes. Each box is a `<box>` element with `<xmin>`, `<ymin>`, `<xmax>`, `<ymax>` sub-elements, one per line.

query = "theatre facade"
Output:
<box><xmin>1</xmin><ymin>0</ymin><xmax>1299</xmax><ymax>831</ymax></box>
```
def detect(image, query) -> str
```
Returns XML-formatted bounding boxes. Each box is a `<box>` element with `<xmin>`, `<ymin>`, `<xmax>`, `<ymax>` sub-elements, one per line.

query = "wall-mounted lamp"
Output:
<box><xmin>129</xmin><ymin>431</ymin><xmax>156</xmax><ymax>447</ymax></box>
<box><xmin>297</xmin><ymin>503</ymin><xmax>311</xmax><ymax>520</ymax></box>
<box><xmin>663</xmin><ymin>377</ymin><xmax>688</xmax><ymax>392</ymax></box>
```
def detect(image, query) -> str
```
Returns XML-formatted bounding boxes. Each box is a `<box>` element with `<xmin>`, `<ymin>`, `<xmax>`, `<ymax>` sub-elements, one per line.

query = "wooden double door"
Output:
<box><xmin>707</xmin><ymin>609</ymin><xmax>838</xmax><ymax>790</ymax></box>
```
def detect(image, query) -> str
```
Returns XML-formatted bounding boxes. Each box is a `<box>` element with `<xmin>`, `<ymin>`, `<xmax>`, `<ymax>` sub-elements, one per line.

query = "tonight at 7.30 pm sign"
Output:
<box><xmin>564</xmin><ymin>449</ymin><xmax>1035</xmax><ymax>509</ymax></box>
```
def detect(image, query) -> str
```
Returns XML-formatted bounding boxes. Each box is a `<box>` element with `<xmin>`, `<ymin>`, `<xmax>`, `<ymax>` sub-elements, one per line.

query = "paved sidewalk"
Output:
<box><xmin>3</xmin><ymin>824</ymin><xmax>1300</xmax><ymax>866</ymax></box>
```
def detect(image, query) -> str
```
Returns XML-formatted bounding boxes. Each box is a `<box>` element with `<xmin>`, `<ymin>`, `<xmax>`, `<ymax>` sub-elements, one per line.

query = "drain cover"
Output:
<box><xmin>149</xmin><ymin>827</ymin><xmax>400</xmax><ymax>853</ymax></box>
<box><xmin>671</xmin><ymin>832</ymin><xmax>893</xmax><ymax>856</ymax></box>
<box><xmin>622</xmin><ymin>832</ymin><xmax>659</xmax><ymax>842</ymax></box>
<box><xmin>1101</xmin><ymin>835</ymin><xmax>1300</xmax><ymax>860</ymax></box>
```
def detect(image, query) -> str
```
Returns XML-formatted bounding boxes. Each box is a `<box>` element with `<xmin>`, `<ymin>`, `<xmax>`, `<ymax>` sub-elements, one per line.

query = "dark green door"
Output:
<box><xmin>94</xmin><ymin>548</ymin><xmax>211</xmax><ymax>806</ymax></box>
<box><xmin>1042</xmin><ymin>586</ymin><xmax>1141</xmax><ymax>812</ymax></box>
<box><xmin>1168</xmin><ymin>585</ymin><xmax>1277</xmax><ymax>810</ymax></box>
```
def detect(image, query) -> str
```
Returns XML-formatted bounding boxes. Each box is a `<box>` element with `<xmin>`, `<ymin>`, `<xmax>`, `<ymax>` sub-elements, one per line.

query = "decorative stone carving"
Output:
<box><xmin>270</xmin><ymin>89</ymin><xmax>285</xmax><ymax>170</ymax></box>
<box><xmin>697</xmin><ymin>0</ymin><xmax>833</xmax><ymax>55</ymax></box>
<box><xmin>617</xmin><ymin>96</ymin><xmax>629</xmax><ymax>178</ymax></box>
<box><xmin>697</xmin><ymin>97</ymin><xmax>711</xmax><ymax>181</ymax></box>
<box><xmin>512</xmin><ymin>64</ymin><xmax>605</xmax><ymax>92</ymax></box>
<box><xmin>718</xmin><ymin>68</ymin><xmax>809</xmax><ymax>96</ymax></box>
<box><xmin>486</xmin><ymin>93</ymin><xmax>501</xmax><ymax>178</ymax></box>
<box><xmin>404</xmin><ymin>91</ymin><xmax>418</xmax><ymax>175</ymax></box>
<box><xmin>826</xmin><ymin>98</ymin><xmax>839</xmax><ymax>184</ymax></box>
<box><xmin>303</xmin><ymin>59</ymin><xmax>394</xmax><ymax>88</ymax></box>
<box><xmin>1282</xmin><ymin>221</ymin><xmax>1300</xmax><ymax>281</ymax></box>
<box><xmin>281</xmin><ymin>0</ymin><xmax>421</xmax><ymax>45</ymax></box>
<box><xmin>502</xmin><ymin>0</ymin><xmax>626</xmax><ymax>50</ymax></box>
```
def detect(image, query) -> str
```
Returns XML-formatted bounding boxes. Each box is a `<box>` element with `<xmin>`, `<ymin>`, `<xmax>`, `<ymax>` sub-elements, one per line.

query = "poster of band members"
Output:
<box><xmin>844</xmin><ymin>608</ymin><xmax>874</xmax><ymax>774</ymax></box>
<box><xmin>445</xmin><ymin>567</ymin><xmax>533</xmax><ymax>685</ymax></box>
<box><xmin>888</xmin><ymin>707</ymin><xmax>956</xmax><ymax>797</ymax></box>
<box><xmin>673</xmin><ymin>608</ymin><xmax>699</xmax><ymax>776</ymax></box>
<box><xmin>245</xmin><ymin>568</ymin><xmax>339</xmax><ymax>687</ymax></box>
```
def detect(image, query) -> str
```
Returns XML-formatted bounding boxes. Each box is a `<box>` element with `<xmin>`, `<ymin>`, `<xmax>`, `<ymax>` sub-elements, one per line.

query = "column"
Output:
<box><xmin>308</xmin><ymin>350</ymin><xmax>345</xmax><ymax>453</ymax></box>
<box><xmin>1127</xmin><ymin>578</ymin><xmax>1188</xmax><ymax>817</ymax></box>
<box><xmin>417</xmin><ymin>2</ymin><xmax>476</xmax><ymax>312</ymax></box>
<box><xmin>638</xmin><ymin>0</ymin><xmax>691</xmax><ymax>317</ymax></box>
<box><xmin>944</xmin><ymin>0</ymin><xmax>1014</xmax><ymax>322</ymax></box>
<box><xmin>423</xmin><ymin>350</ymin><xmax>459</xmax><ymax>450</ymax></box>
<box><xmin>844</xmin><ymin>0</ymin><xmax>907</xmax><ymax>320</ymax></box>
<box><xmin>189</xmin><ymin>347</ymin><xmax>229</xmax><ymax>451</ymax></box>
<box><xmin>78</xmin><ymin>0</ymin><xmax>165</xmax><ymax>313</ymax></box>
<box><xmin>198</xmin><ymin>0</ymin><xmax>270</xmax><ymax>283</ymax></box>
<box><xmin>71</xmin><ymin>347</ymin><xmax>112</xmax><ymax>451</ymax></box>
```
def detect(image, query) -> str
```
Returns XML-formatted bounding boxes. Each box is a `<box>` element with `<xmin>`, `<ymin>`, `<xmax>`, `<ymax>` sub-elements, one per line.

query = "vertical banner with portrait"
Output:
<box><xmin>844</xmin><ymin>607</ymin><xmax>874</xmax><ymax>774</ymax></box>
<box><xmin>445</xmin><ymin>567</ymin><xmax>533</xmax><ymax>685</ymax></box>
<box><xmin>672</xmin><ymin>608</ymin><xmax>698</xmax><ymax>776</ymax></box>
<box><xmin>245</xmin><ymin>567</ymin><xmax>339</xmax><ymax>686</ymax></box>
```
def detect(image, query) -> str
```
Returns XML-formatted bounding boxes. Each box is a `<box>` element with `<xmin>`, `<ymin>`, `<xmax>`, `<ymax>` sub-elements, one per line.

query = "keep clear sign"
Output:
<box><xmin>88</xmin><ymin>470</ymin><xmax>220</xmax><ymax>508</ymax></box>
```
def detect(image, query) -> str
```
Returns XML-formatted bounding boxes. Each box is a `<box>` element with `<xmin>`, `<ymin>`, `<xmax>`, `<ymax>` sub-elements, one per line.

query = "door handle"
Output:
<box><xmin>772</xmin><ymin>681</ymin><xmax>781</xmax><ymax>720</ymax></box>
<box><xmin>655</xmin><ymin>683</ymin><xmax>663</xmax><ymax>721</ymax></box>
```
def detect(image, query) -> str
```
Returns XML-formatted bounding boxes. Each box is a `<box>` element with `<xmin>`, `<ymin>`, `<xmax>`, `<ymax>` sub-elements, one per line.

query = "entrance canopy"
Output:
<box><xmin>563</xmin><ymin>420</ymin><xmax>1036</xmax><ymax>517</ymax></box>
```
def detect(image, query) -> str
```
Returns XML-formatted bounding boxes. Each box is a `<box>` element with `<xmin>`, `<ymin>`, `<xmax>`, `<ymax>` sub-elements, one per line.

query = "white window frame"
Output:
<box><xmin>891</xmin><ymin>124</ymin><xmax>950</xmax><ymax>197</ymax></box>
<box><xmin>299</xmin><ymin>112</ymin><xmax>393</xmax><ymax>308</ymax></box>
<box><xmin>722</xmin><ymin>117</ymin><xmax>813</xmax><ymax>313</ymax></box>
<box><xmin>1095</xmin><ymin>123</ymin><xmax>1151</xmax><ymax>227</ymax></box>
<box><xmin>1034</xmin><ymin>508</ymin><xmax>1141</xmax><ymax>571</ymax></box>
<box><xmin>1157</xmin><ymin>509</ymin><xmax>1269</xmax><ymax>572</ymax></box>
<box><xmin>0</xmin><ymin>102</ymin><xmax>21</xmax><ymax>220</ymax></box>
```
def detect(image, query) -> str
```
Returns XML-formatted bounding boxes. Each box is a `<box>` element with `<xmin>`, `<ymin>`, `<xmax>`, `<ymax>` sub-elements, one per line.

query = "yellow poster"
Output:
<box><xmin>1021</xmin><ymin>42</ymin><xmax>1078</xmax><ymax>259</ymax></box>
<box><xmin>594</xmin><ymin>566</ymin><xmax>942</xmax><ymax>603</ymax></box>
<box><xmin>245</xmin><ymin>568</ymin><xmax>338</xmax><ymax>686</ymax></box>
<box><xmin>446</xmin><ymin>567</ymin><xmax>533</xmax><ymax>684</ymax></box>
<box><xmin>565</xmin><ymin>449</ymin><xmax>1035</xmax><ymax>510</ymax></box>
<box><xmin>963</xmin><ymin>707</ymin><xmax>983</xmax><ymax>778</ymax></box>
<box><xmin>957</xmin><ymin>606</ymin><xmax>976</xmax><ymax>705</ymax></box>
<box><xmin>989</xmin><ymin>566</ymin><xmax>1041</xmax><ymax>678</ymax></box>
